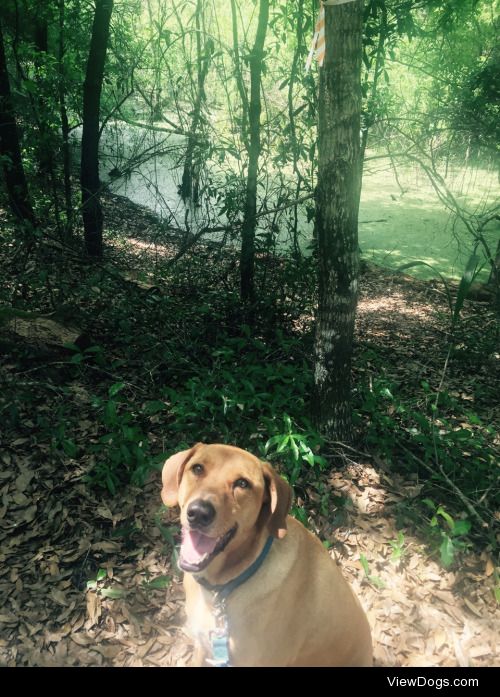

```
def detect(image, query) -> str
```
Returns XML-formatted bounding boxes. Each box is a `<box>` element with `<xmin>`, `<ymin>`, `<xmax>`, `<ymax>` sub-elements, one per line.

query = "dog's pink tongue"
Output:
<box><xmin>181</xmin><ymin>529</ymin><xmax>217</xmax><ymax>564</ymax></box>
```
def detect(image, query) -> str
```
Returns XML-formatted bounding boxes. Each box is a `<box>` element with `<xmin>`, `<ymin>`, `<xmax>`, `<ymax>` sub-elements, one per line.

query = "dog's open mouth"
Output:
<box><xmin>179</xmin><ymin>525</ymin><xmax>237</xmax><ymax>572</ymax></box>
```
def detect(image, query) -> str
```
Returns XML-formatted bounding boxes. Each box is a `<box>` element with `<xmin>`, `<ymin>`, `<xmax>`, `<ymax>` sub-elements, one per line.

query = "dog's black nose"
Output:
<box><xmin>186</xmin><ymin>499</ymin><xmax>216</xmax><ymax>528</ymax></box>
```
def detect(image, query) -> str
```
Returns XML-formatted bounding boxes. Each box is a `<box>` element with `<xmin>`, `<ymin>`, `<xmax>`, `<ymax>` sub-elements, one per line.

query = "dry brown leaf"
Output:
<box><xmin>468</xmin><ymin>644</ymin><xmax>493</xmax><ymax>658</ymax></box>
<box><xmin>433</xmin><ymin>629</ymin><xmax>448</xmax><ymax>650</ymax></box>
<box><xmin>50</xmin><ymin>588</ymin><xmax>68</xmax><ymax>606</ymax></box>
<box><xmin>463</xmin><ymin>598</ymin><xmax>484</xmax><ymax>618</ymax></box>
<box><xmin>137</xmin><ymin>637</ymin><xmax>157</xmax><ymax>658</ymax></box>
<box><xmin>452</xmin><ymin>632</ymin><xmax>469</xmax><ymax>667</ymax></box>
<box><xmin>20</xmin><ymin>505</ymin><xmax>37</xmax><ymax>523</ymax></box>
<box><xmin>0</xmin><ymin>613</ymin><xmax>18</xmax><ymax>624</ymax></box>
<box><xmin>15</xmin><ymin>470</ymin><xmax>34</xmax><ymax>491</ymax></box>
<box><xmin>96</xmin><ymin>505</ymin><xmax>114</xmax><ymax>520</ymax></box>
<box><xmin>91</xmin><ymin>644</ymin><xmax>123</xmax><ymax>659</ymax></box>
<box><xmin>91</xmin><ymin>541</ymin><xmax>121</xmax><ymax>553</ymax></box>
<box><xmin>485</xmin><ymin>558</ymin><xmax>495</xmax><ymax>577</ymax></box>
<box><xmin>71</xmin><ymin>633</ymin><xmax>94</xmax><ymax>647</ymax></box>
<box><xmin>433</xmin><ymin>590</ymin><xmax>455</xmax><ymax>605</ymax></box>
<box><xmin>86</xmin><ymin>591</ymin><xmax>102</xmax><ymax>626</ymax></box>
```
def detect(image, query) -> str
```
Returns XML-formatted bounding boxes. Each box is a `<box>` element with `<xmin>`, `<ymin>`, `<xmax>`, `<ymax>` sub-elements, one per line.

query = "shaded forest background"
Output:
<box><xmin>0</xmin><ymin>0</ymin><xmax>498</xmax><ymax>666</ymax></box>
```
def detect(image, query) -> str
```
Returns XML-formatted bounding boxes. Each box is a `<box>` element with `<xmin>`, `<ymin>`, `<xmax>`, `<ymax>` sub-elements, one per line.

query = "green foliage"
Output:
<box><xmin>85</xmin><ymin>382</ymin><xmax>162</xmax><ymax>494</ymax></box>
<box><xmin>86</xmin><ymin>568</ymin><xmax>125</xmax><ymax>598</ymax></box>
<box><xmin>389</xmin><ymin>531</ymin><xmax>406</xmax><ymax>562</ymax></box>
<box><xmin>422</xmin><ymin>499</ymin><xmax>472</xmax><ymax>567</ymax></box>
<box><xmin>264</xmin><ymin>414</ymin><xmax>326</xmax><ymax>484</ymax></box>
<box><xmin>360</xmin><ymin>553</ymin><xmax>385</xmax><ymax>589</ymax></box>
<box><xmin>358</xmin><ymin>375</ymin><xmax>497</xmax><ymax>511</ymax></box>
<box><xmin>86</xmin><ymin>568</ymin><xmax>107</xmax><ymax>590</ymax></box>
<box><xmin>494</xmin><ymin>571</ymin><xmax>500</xmax><ymax>605</ymax></box>
<box><xmin>142</xmin><ymin>575</ymin><xmax>171</xmax><ymax>590</ymax></box>
<box><xmin>162</xmin><ymin>330</ymin><xmax>323</xmax><ymax>486</ymax></box>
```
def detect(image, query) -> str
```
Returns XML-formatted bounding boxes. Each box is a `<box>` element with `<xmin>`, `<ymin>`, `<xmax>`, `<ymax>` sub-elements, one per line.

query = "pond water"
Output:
<box><xmin>95</xmin><ymin>122</ymin><xmax>499</xmax><ymax>281</ymax></box>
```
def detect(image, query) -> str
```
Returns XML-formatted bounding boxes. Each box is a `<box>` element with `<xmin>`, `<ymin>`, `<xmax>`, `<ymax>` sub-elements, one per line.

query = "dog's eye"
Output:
<box><xmin>191</xmin><ymin>464</ymin><xmax>204</xmax><ymax>475</ymax></box>
<box><xmin>234</xmin><ymin>478</ymin><xmax>250</xmax><ymax>489</ymax></box>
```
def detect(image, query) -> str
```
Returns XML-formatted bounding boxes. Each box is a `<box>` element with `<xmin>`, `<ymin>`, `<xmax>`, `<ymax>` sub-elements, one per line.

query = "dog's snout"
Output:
<box><xmin>186</xmin><ymin>499</ymin><xmax>216</xmax><ymax>529</ymax></box>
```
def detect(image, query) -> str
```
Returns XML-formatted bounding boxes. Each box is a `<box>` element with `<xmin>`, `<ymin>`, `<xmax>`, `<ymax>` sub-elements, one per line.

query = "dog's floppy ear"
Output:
<box><xmin>262</xmin><ymin>462</ymin><xmax>293</xmax><ymax>539</ymax></box>
<box><xmin>161</xmin><ymin>444</ymin><xmax>202</xmax><ymax>506</ymax></box>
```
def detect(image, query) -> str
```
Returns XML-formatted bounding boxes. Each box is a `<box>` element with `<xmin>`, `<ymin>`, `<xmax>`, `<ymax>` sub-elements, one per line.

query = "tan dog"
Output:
<box><xmin>161</xmin><ymin>443</ymin><xmax>372</xmax><ymax>667</ymax></box>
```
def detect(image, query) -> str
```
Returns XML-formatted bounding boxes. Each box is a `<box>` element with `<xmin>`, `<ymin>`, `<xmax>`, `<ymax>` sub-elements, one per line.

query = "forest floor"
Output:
<box><xmin>0</xmin><ymin>193</ymin><xmax>498</xmax><ymax>667</ymax></box>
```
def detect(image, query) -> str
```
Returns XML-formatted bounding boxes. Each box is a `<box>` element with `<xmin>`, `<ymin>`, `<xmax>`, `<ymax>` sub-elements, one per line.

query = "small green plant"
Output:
<box><xmin>389</xmin><ymin>531</ymin><xmax>406</xmax><ymax>562</ymax></box>
<box><xmin>66</xmin><ymin>343</ymin><xmax>107</xmax><ymax>369</ymax></box>
<box><xmin>86</xmin><ymin>568</ymin><xmax>107</xmax><ymax>591</ymax></box>
<box><xmin>291</xmin><ymin>504</ymin><xmax>309</xmax><ymax>528</ymax></box>
<box><xmin>86</xmin><ymin>382</ymin><xmax>158</xmax><ymax>494</ymax></box>
<box><xmin>264</xmin><ymin>414</ymin><xmax>326</xmax><ymax>484</ymax></box>
<box><xmin>155</xmin><ymin>510</ymin><xmax>181</xmax><ymax>577</ymax></box>
<box><xmin>86</xmin><ymin>568</ymin><xmax>125</xmax><ymax>598</ymax></box>
<box><xmin>359</xmin><ymin>554</ymin><xmax>385</xmax><ymax>589</ymax></box>
<box><xmin>356</xmin><ymin>369</ymin><xmax>496</xmax><ymax>549</ymax></box>
<box><xmin>142</xmin><ymin>575</ymin><xmax>171</xmax><ymax>591</ymax></box>
<box><xmin>423</xmin><ymin>499</ymin><xmax>472</xmax><ymax>567</ymax></box>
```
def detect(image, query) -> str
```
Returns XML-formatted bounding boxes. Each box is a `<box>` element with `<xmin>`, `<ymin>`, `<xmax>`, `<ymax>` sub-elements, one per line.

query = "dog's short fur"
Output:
<box><xmin>162</xmin><ymin>443</ymin><xmax>372</xmax><ymax>667</ymax></box>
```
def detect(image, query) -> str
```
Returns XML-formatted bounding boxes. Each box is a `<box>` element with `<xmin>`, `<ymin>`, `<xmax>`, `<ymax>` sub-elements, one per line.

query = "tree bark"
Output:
<box><xmin>240</xmin><ymin>0</ymin><xmax>269</xmax><ymax>307</ymax></box>
<box><xmin>58</xmin><ymin>0</ymin><xmax>72</xmax><ymax>228</ymax></box>
<box><xmin>230</xmin><ymin>0</ymin><xmax>249</xmax><ymax>152</ymax></box>
<box><xmin>180</xmin><ymin>0</ymin><xmax>213</xmax><ymax>202</ymax></box>
<box><xmin>0</xmin><ymin>18</ymin><xmax>36</xmax><ymax>227</ymax></box>
<box><xmin>81</xmin><ymin>0</ymin><xmax>113</xmax><ymax>257</ymax></box>
<box><xmin>314</xmin><ymin>0</ymin><xmax>363</xmax><ymax>442</ymax></box>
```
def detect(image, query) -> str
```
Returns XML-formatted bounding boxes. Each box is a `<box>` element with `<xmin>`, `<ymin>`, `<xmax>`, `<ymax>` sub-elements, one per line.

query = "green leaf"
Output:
<box><xmin>391</xmin><ymin>547</ymin><xmax>402</xmax><ymax>561</ymax></box>
<box><xmin>453</xmin><ymin>520</ymin><xmax>471</xmax><ymax>537</ymax></box>
<box><xmin>276</xmin><ymin>436</ymin><xmax>290</xmax><ymax>453</ymax></box>
<box><xmin>359</xmin><ymin>553</ymin><xmax>370</xmax><ymax>576</ymax></box>
<box><xmin>145</xmin><ymin>576</ymin><xmax>171</xmax><ymax>590</ymax></box>
<box><xmin>100</xmin><ymin>588</ymin><xmax>126</xmax><ymax>599</ymax></box>
<box><xmin>96</xmin><ymin>569</ymin><xmax>107</xmax><ymax>582</ymax></box>
<box><xmin>436</xmin><ymin>506</ymin><xmax>455</xmax><ymax>531</ymax></box>
<box><xmin>109</xmin><ymin>382</ymin><xmax>126</xmax><ymax>397</ymax></box>
<box><xmin>452</xmin><ymin>252</ymin><xmax>482</xmax><ymax>327</ymax></box>
<box><xmin>439</xmin><ymin>535</ymin><xmax>455</xmax><ymax>567</ymax></box>
<box><xmin>63</xmin><ymin>343</ymin><xmax>81</xmax><ymax>352</ymax></box>
<box><xmin>143</xmin><ymin>400</ymin><xmax>167</xmax><ymax>415</ymax></box>
<box><xmin>370</xmin><ymin>575</ymin><xmax>386</xmax><ymax>589</ymax></box>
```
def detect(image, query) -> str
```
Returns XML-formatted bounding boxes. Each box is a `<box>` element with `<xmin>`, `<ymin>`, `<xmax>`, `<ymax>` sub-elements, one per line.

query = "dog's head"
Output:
<box><xmin>161</xmin><ymin>443</ymin><xmax>292</xmax><ymax>573</ymax></box>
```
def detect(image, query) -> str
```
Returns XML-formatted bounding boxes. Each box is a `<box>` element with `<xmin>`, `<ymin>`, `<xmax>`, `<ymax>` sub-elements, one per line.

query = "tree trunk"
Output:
<box><xmin>288</xmin><ymin>0</ymin><xmax>305</xmax><ymax>257</ymax></box>
<box><xmin>230</xmin><ymin>0</ymin><xmax>249</xmax><ymax>152</ymax></box>
<box><xmin>180</xmin><ymin>0</ymin><xmax>213</xmax><ymax>203</ymax></box>
<box><xmin>58</xmin><ymin>0</ymin><xmax>72</xmax><ymax>228</ymax></box>
<box><xmin>314</xmin><ymin>0</ymin><xmax>363</xmax><ymax>442</ymax></box>
<box><xmin>81</xmin><ymin>0</ymin><xmax>113</xmax><ymax>257</ymax></box>
<box><xmin>0</xmin><ymin>18</ymin><xmax>36</xmax><ymax>227</ymax></box>
<box><xmin>240</xmin><ymin>0</ymin><xmax>269</xmax><ymax>306</ymax></box>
